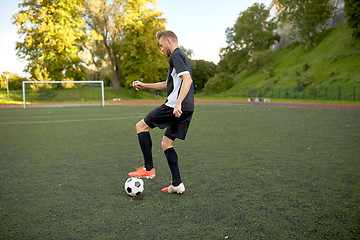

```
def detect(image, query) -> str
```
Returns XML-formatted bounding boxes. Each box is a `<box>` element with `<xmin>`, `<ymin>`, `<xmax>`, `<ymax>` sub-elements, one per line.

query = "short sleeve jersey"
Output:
<box><xmin>165</xmin><ymin>48</ymin><xmax>194</xmax><ymax>112</ymax></box>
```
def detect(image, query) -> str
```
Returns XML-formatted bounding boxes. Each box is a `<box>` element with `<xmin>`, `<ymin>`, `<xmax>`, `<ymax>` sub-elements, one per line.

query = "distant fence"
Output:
<box><xmin>236</xmin><ymin>86</ymin><xmax>359</xmax><ymax>101</ymax></box>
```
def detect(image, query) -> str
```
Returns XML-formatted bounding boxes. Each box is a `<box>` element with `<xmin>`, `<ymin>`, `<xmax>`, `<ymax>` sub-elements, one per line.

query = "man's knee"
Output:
<box><xmin>161</xmin><ymin>136</ymin><xmax>173</xmax><ymax>151</ymax></box>
<box><xmin>136</xmin><ymin>119</ymin><xmax>152</xmax><ymax>133</ymax></box>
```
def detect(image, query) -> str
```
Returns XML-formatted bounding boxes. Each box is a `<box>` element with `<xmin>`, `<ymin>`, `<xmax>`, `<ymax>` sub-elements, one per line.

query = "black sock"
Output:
<box><xmin>138</xmin><ymin>132</ymin><xmax>153</xmax><ymax>171</ymax></box>
<box><xmin>164</xmin><ymin>148</ymin><xmax>181</xmax><ymax>186</ymax></box>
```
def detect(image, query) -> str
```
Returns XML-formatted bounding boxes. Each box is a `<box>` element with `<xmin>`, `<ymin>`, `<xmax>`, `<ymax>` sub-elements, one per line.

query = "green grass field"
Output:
<box><xmin>1</xmin><ymin>103</ymin><xmax>359</xmax><ymax>239</ymax></box>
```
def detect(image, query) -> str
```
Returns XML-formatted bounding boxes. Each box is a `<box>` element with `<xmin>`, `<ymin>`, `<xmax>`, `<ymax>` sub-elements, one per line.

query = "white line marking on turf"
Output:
<box><xmin>0</xmin><ymin>116</ymin><xmax>143</xmax><ymax>125</ymax></box>
<box><xmin>0</xmin><ymin>113</ymin><xmax>140</xmax><ymax>120</ymax></box>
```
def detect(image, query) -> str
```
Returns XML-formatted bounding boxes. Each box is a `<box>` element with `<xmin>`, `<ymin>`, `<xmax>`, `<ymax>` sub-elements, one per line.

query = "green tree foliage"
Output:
<box><xmin>217</xmin><ymin>48</ymin><xmax>248</xmax><ymax>74</ymax></box>
<box><xmin>13</xmin><ymin>0</ymin><xmax>87</xmax><ymax>81</ymax></box>
<box><xmin>344</xmin><ymin>0</ymin><xmax>360</xmax><ymax>39</ymax></box>
<box><xmin>191</xmin><ymin>60</ymin><xmax>217</xmax><ymax>92</ymax></box>
<box><xmin>231</xmin><ymin>3</ymin><xmax>279</xmax><ymax>52</ymax></box>
<box><xmin>220</xmin><ymin>3</ymin><xmax>279</xmax><ymax>73</ymax></box>
<box><xmin>84</xmin><ymin>0</ymin><xmax>166</xmax><ymax>90</ymax></box>
<box><xmin>0</xmin><ymin>72</ymin><xmax>28</xmax><ymax>90</ymax></box>
<box><xmin>278</xmin><ymin>0</ymin><xmax>333</xmax><ymax>46</ymax></box>
<box><xmin>119</xmin><ymin>7</ymin><xmax>168</xmax><ymax>87</ymax></box>
<box><xmin>204</xmin><ymin>73</ymin><xmax>234</xmax><ymax>94</ymax></box>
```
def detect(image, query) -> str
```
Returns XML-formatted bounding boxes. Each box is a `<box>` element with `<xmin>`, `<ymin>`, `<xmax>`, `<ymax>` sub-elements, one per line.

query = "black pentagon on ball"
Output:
<box><xmin>136</xmin><ymin>191</ymin><xmax>141</xmax><ymax>196</ymax></box>
<box><xmin>127</xmin><ymin>187</ymin><xmax>132</xmax><ymax>193</ymax></box>
<box><xmin>134</xmin><ymin>181</ymin><xmax>141</xmax><ymax>188</ymax></box>
<box><xmin>127</xmin><ymin>178</ymin><xmax>132</xmax><ymax>183</ymax></box>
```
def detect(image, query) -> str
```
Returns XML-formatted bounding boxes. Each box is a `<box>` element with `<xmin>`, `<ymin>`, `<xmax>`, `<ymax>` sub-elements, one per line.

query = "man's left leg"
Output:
<box><xmin>161</xmin><ymin>136</ymin><xmax>185</xmax><ymax>194</ymax></box>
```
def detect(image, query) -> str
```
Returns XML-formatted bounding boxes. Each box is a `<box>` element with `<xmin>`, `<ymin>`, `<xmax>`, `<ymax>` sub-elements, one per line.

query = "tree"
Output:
<box><xmin>84</xmin><ymin>0</ymin><xmax>165</xmax><ymax>90</ymax></box>
<box><xmin>217</xmin><ymin>48</ymin><xmax>248</xmax><ymax>74</ymax></box>
<box><xmin>1</xmin><ymin>72</ymin><xmax>28</xmax><ymax>90</ymax></box>
<box><xmin>191</xmin><ymin>60</ymin><xmax>216</xmax><ymax>92</ymax></box>
<box><xmin>278</xmin><ymin>0</ymin><xmax>333</xmax><ymax>46</ymax></box>
<box><xmin>232</xmin><ymin>3</ymin><xmax>279</xmax><ymax>52</ymax></box>
<box><xmin>13</xmin><ymin>0</ymin><xmax>87</xmax><ymax>81</ymax></box>
<box><xmin>221</xmin><ymin>3</ymin><xmax>279</xmax><ymax>73</ymax></box>
<box><xmin>78</xmin><ymin>47</ymin><xmax>112</xmax><ymax>86</ymax></box>
<box><xmin>119</xmin><ymin>6</ymin><xmax>168</xmax><ymax>87</ymax></box>
<box><xmin>344</xmin><ymin>0</ymin><xmax>360</xmax><ymax>39</ymax></box>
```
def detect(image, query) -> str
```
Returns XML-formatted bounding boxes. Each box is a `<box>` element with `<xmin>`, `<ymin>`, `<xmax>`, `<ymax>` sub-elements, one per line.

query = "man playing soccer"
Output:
<box><xmin>128</xmin><ymin>30</ymin><xmax>194</xmax><ymax>194</ymax></box>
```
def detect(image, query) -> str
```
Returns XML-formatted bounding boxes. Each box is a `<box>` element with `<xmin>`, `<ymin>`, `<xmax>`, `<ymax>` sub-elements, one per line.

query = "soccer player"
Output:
<box><xmin>128</xmin><ymin>30</ymin><xmax>194</xmax><ymax>194</ymax></box>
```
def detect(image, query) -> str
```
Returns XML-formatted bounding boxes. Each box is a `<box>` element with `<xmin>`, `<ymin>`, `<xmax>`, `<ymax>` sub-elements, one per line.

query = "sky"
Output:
<box><xmin>0</xmin><ymin>0</ymin><xmax>273</xmax><ymax>77</ymax></box>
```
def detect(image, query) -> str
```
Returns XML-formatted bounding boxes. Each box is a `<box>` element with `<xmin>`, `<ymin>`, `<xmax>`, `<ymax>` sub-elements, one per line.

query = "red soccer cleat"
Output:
<box><xmin>128</xmin><ymin>166</ymin><xmax>155</xmax><ymax>179</ymax></box>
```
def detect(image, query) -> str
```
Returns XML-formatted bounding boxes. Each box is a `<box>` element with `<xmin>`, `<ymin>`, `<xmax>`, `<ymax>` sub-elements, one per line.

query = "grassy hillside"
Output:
<box><xmin>220</xmin><ymin>23</ymin><xmax>360</xmax><ymax>97</ymax></box>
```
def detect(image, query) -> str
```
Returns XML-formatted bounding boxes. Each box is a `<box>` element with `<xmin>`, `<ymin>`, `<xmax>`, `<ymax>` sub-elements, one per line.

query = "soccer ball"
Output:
<box><xmin>124</xmin><ymin>177</ymin><xmax>144</xmax><ymax>197</ymax></box>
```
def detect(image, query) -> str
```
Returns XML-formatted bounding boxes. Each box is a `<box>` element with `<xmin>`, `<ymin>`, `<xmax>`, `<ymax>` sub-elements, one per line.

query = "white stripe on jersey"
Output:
<box><xmin>177</xmin><ymin>71</ymin><xmax>190</xmax><ymax>77</ymax></box>
<box><xmin>165</xmin><ymin>69</ymin><xmax>190</xmax><ymax>108</ymax></box>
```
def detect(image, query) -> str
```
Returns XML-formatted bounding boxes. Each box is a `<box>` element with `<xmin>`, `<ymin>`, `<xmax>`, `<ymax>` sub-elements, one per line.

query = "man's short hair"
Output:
<box><xmin>156</xmin><ymin>30</ymin><xmax>178</xmax><ymax>43</ymax></box>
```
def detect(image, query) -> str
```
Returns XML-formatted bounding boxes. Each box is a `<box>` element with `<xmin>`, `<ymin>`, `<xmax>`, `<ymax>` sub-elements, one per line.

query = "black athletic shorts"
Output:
<box><xmin>144</xmin><ymin>104</ymin><xmax>193</xmax><ymax>141</ymax></box>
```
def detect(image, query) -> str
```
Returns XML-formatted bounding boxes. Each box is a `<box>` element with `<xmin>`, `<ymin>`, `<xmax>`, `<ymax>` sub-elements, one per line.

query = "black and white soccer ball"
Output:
<box><xmin>124</xmin><ymin>177</ymin><xmax>144</xmax><ymax>196</ymax></box>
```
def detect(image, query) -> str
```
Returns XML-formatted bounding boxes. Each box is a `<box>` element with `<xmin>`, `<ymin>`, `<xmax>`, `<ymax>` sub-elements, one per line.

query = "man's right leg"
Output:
<box><xmin>128</xmin><ymin>119</ymin><xmax>156</xmax><ymax>178</ymax></box>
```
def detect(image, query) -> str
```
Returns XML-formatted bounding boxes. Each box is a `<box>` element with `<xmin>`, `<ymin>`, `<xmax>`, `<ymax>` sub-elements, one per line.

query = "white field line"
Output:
<box><xmin>0</xmin><ymin>113</ymin><xmax>140</xmax><ymax>120</ymax></box>
<box><xmin>0</xmin><ymin>116</ymin><xmax>143</xmax><ymax>125</ymax></box>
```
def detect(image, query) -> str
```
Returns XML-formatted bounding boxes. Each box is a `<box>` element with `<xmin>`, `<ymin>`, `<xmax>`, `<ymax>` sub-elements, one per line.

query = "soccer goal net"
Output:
<box><xmin>22</xmin><ymin>81</ymin><xmax>104</xmax><ymax>108</ymax></box>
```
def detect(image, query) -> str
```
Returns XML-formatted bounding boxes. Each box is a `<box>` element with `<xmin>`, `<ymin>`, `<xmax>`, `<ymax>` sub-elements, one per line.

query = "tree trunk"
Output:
<box><xmin>103</xmin><ymin>39</ymin><xmax>121</xmax><ymax>90</ymax></box>
<box><xmin>111</xmin><ymin>65</ymin><xmax>120</xmax><ymax>90</ymax></box>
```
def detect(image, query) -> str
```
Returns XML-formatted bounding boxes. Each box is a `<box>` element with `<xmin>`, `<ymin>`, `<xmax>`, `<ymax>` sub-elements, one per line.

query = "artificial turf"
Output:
<box><xmin>0</xmin><ymin>103</ymin><xmax>359</xmax><ymax>239</ymax></box>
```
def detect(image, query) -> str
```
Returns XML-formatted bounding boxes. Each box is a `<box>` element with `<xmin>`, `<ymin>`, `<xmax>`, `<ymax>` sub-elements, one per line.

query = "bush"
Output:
<box><xmin>296</xmin><ymin>74</ymin><xmax>313</xmax><ymax>91</ymax></box>
<box><xmin>204</xmin><ymin>73</ymin><xmax>234</xmax><ymax>94</ymax></box>
<box><xmin>250</xmin><ymin>50</ymin><xmax>273</xmax><ymax>69</ymax></box>
<box><xmin>303</xmin><ymin>62</ymin><xmax>311</xmax><ymax>71</ymax></box>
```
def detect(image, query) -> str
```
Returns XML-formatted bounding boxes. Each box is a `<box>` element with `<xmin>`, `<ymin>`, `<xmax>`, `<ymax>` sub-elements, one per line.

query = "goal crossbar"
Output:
<box><xmin>22</xmin><ymin>81</ymin><xmax>105</xmax><ymax>109</ymax></box>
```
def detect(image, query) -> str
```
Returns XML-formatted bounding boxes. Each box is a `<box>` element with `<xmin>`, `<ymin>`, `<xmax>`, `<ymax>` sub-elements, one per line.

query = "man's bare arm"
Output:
<box><xmin>132</xmin><ymin>81</ymin><xmax>167</xmax><ymax>91</ymax></box>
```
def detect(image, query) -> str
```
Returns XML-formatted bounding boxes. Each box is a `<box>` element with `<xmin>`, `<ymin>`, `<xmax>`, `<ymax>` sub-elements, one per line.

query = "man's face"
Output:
<box><xmin>159</xmin><ymin>38</ymin><xmax>171</xmax><ymax>57</ymax></box>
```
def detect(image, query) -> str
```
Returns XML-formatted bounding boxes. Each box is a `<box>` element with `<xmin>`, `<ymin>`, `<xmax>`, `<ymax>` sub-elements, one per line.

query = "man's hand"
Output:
<box><xmin>132</xmin><ymin>81</ymin><xmax>144</xmax><ymax>91</ymax></box>
<box><xmin>174</xmin><ymin>102</ymin><xmax>182</xmax><ymax>118</ymax></box>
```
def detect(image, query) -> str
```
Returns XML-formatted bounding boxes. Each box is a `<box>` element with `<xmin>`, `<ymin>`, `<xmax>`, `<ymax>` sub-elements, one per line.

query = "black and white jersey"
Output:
<box><xmin>165</xmin><ymin>48</ymin><xmax>194</xmax><ymax>112</ymax></box>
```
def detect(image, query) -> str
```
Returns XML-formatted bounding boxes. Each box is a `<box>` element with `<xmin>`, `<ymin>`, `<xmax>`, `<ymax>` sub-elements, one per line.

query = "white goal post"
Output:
<box><xmin>22</xmin><ymin>81</ymin><xmax>105</xmax><ymax>109</ymax></box>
